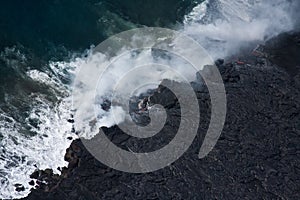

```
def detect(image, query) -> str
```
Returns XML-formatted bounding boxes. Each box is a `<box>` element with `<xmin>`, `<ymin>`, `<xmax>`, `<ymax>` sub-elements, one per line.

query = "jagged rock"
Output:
<box><xmin>15</xmin><ymin>184</ymin><xmax>25</xmax><ymax>192</ymax></box>
<box><xmin>22</xmin><ymin>32</ymin><xmax>300</xmax><ymax>200</ymax></box>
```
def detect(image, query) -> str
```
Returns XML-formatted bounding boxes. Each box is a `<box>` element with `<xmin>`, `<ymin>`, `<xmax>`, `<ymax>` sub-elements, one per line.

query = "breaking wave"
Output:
<box><xmin>0</xmin><ymin>47</ymin><xmax>78</xmax><ymax>199</ymax></box>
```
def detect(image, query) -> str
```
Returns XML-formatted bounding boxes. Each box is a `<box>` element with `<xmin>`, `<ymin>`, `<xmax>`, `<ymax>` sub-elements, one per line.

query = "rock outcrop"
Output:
<box><xmin>22</xmin><ymin>32</ymin><xmax>300</xmax><ymax>200</ymax></box>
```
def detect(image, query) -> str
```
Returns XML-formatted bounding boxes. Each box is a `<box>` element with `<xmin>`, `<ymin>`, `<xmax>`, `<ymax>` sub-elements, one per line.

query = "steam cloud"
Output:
<box><xmin>183</xmin><ymin>0</ymin><xmax>300</xmax><ymax>59</ymax></box>
<box><xmin>73</xmin><ymin>0</ymin><xmax>299</xmax><ymax>138</ymax></box>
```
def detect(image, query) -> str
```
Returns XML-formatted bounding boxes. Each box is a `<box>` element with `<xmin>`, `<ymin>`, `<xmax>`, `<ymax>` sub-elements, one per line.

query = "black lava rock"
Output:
<box><xmin>21</xmin><ymin>32</ymin><xmax>300</xmax><ymax>200</ymax></box>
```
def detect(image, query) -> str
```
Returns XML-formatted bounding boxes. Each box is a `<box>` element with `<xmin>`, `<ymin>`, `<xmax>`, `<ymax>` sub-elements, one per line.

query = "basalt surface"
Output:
<box><xmin>22</xmin><ymin>32</ymin><xmax>300</xmax><ymax>200</ymax></box>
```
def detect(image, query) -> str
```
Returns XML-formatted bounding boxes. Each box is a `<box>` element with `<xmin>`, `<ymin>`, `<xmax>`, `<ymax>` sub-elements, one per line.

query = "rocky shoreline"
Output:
<box><xmin>21</xmin><ymin>32</ymin><xmax>300</xmax><ymax>200</ymax></box>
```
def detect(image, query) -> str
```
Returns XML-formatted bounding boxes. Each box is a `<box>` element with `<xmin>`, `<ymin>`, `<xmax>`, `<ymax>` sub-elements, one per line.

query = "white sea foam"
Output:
<box><xmin>0</xmin><ymin>56</ymin><xmax>77</xmax><ymax>199</ymax></box>
<box><xmin>0</xmin><ymin>98</ymin><xmax>75</xmax><ymax>199</ymax></box>
<box><xmin>184</xmin><ymin>0</ymin><xmax>209</xmax><ymax>23</ymax></box>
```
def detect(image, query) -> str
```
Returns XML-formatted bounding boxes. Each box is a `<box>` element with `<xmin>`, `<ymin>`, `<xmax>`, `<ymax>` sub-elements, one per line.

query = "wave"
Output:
<box><xmin>0</xmin><ymin>47</ymin><xmax>78</xmax><ymax>199</ymax></box>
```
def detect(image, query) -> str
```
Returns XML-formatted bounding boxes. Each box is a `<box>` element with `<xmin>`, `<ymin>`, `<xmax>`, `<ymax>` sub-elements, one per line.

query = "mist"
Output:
<box><xmin>183</xmin><ymin>0</ymin><xmax>299</xmax><ymax>59</ymax></box>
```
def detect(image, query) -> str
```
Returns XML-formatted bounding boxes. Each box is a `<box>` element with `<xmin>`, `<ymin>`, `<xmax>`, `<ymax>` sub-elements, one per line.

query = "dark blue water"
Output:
<box><xmin>0</xmin><ymin>1</ymin><xmax>200</xmax><ymax>198</ymax></box>
<box><xmin>0</xmin><ymin>0</ymin><xmax>198</xmax><ymax>54</ymax></box>
<box><xmin>0</xmin><ymin>0</ymin><xmax>198</xmax><ymax>129</ymax></box>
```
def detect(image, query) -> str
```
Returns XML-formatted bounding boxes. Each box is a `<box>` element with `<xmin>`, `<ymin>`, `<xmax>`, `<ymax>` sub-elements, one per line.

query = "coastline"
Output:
<box><xmin>21</xmin><ymin>32</ymin><xmax>300</xmax><ymax>200</ymax></box>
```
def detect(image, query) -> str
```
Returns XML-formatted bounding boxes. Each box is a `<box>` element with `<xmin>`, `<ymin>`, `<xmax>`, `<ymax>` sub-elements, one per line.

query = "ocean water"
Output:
<box><xmin>0</xmin><ymin>0</ymin><xmax>299</xmax><ymax>199</ymax></box>
<box><xmin>0</xmin><ymin>0</ymin><xmax>198</xmax><ymax>198</ymax></box>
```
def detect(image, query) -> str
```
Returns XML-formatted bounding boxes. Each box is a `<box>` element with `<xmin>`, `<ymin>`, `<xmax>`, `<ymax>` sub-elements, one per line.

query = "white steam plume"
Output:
<box><xmin>183</xmin><ymin>0</ymin><xmax>299</xmax><ymax>59</ymax></box>
<box><xmin>73</xmin><ymin>0</ymin><xmax>299</xmax><ymax>138</ymax></box>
